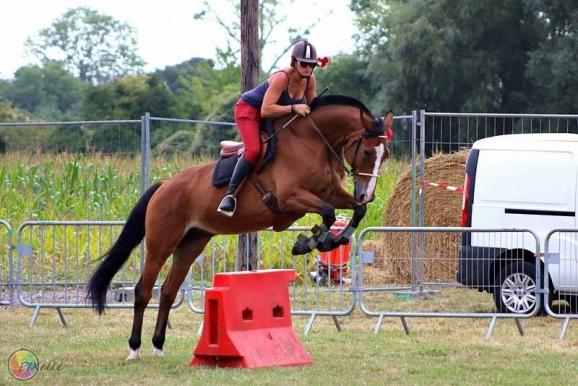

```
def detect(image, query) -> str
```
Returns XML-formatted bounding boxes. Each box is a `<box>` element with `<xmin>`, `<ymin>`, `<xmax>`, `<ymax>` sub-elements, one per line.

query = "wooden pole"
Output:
<box><xmin>237</xmin><ymin>0</ymin><xmax>259</xmax><ymax>271</ymax></box>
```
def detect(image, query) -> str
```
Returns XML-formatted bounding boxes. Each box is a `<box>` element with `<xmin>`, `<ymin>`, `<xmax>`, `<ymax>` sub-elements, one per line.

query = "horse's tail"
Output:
<box><xmin>87</xmin><ymin>182</ymin><xmax>163</xmax><ymax>314</ymax></box>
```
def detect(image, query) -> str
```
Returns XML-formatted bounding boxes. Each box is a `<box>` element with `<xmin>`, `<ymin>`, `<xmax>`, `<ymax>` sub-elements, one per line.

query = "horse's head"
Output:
<box><xmin>343</xmin><ymin>110</ymin><xmax>394</xmax><ymax>204</ymax></box>
<box><xmin>308</xmin><ymin>95</ymin><xmax>394</xmax><ymax>204</ymax></box>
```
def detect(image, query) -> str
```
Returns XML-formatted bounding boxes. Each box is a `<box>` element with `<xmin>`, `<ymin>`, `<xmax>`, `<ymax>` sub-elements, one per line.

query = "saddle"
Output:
<box><xmin>212</xmin><ymin>118</ymin><xmax>278</xmax><ymax>187</ymax></box>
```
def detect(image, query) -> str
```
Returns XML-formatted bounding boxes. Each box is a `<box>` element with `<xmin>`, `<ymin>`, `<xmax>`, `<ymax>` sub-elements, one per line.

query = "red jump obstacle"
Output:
<box><xmin>190</xmin><ymin>269</ymin><xmax>313</xmax><ymax>368</ymax></box>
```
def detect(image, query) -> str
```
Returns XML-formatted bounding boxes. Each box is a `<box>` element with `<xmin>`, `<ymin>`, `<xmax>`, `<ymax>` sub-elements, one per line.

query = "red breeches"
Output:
<box><xmin>234</xmin><ymin>99</ymin><xmax>261</xmax><ymax>165</ymax></box>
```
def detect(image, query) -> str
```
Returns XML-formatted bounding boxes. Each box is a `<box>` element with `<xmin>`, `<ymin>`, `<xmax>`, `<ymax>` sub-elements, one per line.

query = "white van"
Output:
<box><xmin>458</xmin><ymin>133</ymin><xmax>578</xmax><ymax>314</ymax></box>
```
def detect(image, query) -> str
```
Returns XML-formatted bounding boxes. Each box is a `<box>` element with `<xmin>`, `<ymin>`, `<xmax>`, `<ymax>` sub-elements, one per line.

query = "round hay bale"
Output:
<box><xmin>369</xmin><ymin>150</ymin><xmax>468</xmax><ymax>285</ymax></box>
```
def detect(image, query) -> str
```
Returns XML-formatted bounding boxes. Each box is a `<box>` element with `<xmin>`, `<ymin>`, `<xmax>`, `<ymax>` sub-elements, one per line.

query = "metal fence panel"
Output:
<box><xmin>357</xmin><ymin>227</ymin><xmax>541</xmax><ymax>336</ymax></box>
<box><xmin>390</xmin><ymin>115</ymin><xmax>413</xmax><ymax>158</ymax></box>
<box><xmin>0</xmin><ymin>220</ymin><xmax>14</xmax><ymax>306</ymax></box>
<box><xmin>16</xmin><ymin>221</ymin><xmax>185</xmax><ymax>310</ymax></box>
<box><xmin>422</xmin><ymin>112</ymin><xmax>578</xmax><ymax>155</ymax></box>
<box><xmin>544</xmin><ymin>230</ymin><xmax>578</xmax><ymax>339</ymax></box>
<box><xmin>187</xmin><ymin>226</ymin><xmax>356</xmax><ymax>333</ymax></box>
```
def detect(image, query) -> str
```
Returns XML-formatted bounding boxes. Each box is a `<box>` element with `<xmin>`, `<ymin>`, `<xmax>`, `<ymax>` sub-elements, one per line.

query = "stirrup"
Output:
<box><xmin>217</xmin><ymin>194</ymin><xmax>237</xmax><ymax>217</ymax></box>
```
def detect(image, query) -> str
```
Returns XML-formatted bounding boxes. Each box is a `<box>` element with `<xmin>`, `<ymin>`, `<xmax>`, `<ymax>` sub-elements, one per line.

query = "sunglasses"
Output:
<box><xmin>298</xmin><ymin>60</ymin><xmax>317</xmax><ymax>68</ymax></box>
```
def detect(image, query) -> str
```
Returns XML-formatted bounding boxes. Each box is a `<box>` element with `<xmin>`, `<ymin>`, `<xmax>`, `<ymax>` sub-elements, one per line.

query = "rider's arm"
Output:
<box><xmin>261</xmin><ymin>73</ymin><xmax>292</xmax><ymax>118</ymax></box>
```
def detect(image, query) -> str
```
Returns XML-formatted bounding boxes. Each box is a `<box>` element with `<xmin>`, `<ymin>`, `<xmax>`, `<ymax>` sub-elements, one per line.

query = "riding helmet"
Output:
<box><xmin>291</xmin><ymin>40</ymin><xmax>317</xmax><ymax>64</ymax></box>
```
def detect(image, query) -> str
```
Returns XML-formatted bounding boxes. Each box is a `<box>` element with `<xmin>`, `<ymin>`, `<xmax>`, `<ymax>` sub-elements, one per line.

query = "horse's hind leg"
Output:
<box><xmin>151</xmin><ymin>229</ymin><xmax>212</xmax><ymax>357</ymax></box>
<box><xmin>127</xmin><ymin>254</ymin><xmax>166</xmax><ymax>360</ymax></box>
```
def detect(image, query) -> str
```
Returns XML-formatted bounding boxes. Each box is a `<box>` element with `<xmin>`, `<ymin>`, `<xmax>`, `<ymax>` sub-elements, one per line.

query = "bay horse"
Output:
<box><xmin>88</xmin><ymin>95</ymin><xmax>393</xmax><ymax>360</ymax></box>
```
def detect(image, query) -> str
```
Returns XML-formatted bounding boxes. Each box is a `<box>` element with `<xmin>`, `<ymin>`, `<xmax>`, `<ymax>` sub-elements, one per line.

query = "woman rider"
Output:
<box><xmin>217</xmin><ymin>39</ymin><xmax>321</xmax><ymax>217</ymax></box>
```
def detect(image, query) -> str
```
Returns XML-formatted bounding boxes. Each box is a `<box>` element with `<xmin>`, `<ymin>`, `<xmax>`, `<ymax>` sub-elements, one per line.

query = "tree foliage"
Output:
<box><xmin>526</xmin><ymin>0</ymin><xmax>578</xmax><ymax>112</ymax></box>
<box><xmin>25</xmin><ymin>7</ymin><xmax>145</xmax><ymax>84</ymax></box>
<box><xmin>2</xmin><ymin>61</ymin><xmax>85</xmax><ymax>119</ymax></box>
<box><xmin>352</xmin><ymin>0</ymin><xmax>578</xmax><ymax>114</ymax></box>
<box><xmin>83</xmin><ymin>74</ymin><xmax>177</xmax><ymax>120</ymax></box>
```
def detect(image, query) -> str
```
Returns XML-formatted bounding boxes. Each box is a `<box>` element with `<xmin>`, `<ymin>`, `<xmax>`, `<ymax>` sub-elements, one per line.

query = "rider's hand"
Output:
<box><xmin>294</xmin><ymin>104</ymin><xmax>310</xmax><ymax>116</ymax></box>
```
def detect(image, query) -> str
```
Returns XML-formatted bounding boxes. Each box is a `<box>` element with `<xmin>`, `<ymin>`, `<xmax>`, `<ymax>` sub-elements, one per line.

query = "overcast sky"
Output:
<box><xmin>0</xmin><ymin>0</ymin><xmax>357</xmax><ymax>79</ymax></box>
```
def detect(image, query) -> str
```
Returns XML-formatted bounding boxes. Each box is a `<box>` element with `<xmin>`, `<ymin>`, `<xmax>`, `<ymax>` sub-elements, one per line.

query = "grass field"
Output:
<box><xmin>2</xmin><ymin>305</ymin><xmax>578</xmax><ymax>385</ymax></box>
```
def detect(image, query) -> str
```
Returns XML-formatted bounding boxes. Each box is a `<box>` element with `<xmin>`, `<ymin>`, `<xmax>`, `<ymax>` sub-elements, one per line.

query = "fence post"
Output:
<box><xmin>410</xmin><ymin>111</ymin><xmax>418</xmax><ymax>292</ymax></box>
<box><xmin>1</xmin><ymin>221</ymin><xmax>14</xmax><ymax>306</ymax></box>
<box><xmin>418</xmin><ymin>110</ymin><xmax>426</xmax><ymax>293</ymax></box>
<box><xmin>8</xmin><ymin>224</ymin><xmax>14</xmax><ymax>306</ymax></box>
<box><xmin>140</xmin><ymin>113</ymin><xmax>152</xmax><ymax>270</ymax></box>
<box><xmin>141</xmin><ymin>112</ymin><xmax>152</xmax><ymax>194</ymax></box>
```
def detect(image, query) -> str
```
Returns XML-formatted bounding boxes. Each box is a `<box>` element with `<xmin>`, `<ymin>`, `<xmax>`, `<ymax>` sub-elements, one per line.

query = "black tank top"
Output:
<box><xmin>240</xmin><ymin>71</ymin><xmax>308</xmax><ymax>109</ymax></box>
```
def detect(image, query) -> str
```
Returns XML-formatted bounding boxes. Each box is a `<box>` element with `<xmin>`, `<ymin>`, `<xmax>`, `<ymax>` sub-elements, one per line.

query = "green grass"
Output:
<box><xmin>1</xmin><ymin>306</ymin><xmax>578</xmax><ymax>385</ymax></box>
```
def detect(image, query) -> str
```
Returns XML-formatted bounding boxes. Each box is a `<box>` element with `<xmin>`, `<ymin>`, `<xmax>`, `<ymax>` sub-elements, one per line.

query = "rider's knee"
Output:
<box><xmin>242</xmin><ymin>150</ymin><xmax>259</xmax><ymax>165</ymax></box>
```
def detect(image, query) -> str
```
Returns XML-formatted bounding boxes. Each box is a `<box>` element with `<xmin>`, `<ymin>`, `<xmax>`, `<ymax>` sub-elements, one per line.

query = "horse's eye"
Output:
<box><xmin>364</xmin><ymin>149</ymin><xmax>373</xmax><ymax>158</ymax></box>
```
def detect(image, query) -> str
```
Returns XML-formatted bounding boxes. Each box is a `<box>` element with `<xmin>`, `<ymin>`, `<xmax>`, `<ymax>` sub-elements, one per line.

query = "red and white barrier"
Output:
<box><xmin>420</xmin><ymin>180</ymin><xmax>464</xmax><ymax>194</ymax></box>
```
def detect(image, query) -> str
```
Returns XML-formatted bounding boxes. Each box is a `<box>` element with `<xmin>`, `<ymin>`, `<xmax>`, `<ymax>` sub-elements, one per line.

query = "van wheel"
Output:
<box><xmin>494</xmin><ymin>261</ymin><xmax>539</xmax><ymax>314</ymax></box>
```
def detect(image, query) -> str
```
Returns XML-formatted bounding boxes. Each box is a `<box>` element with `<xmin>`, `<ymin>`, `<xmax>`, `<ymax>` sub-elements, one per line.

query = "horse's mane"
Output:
<box><xmin>310</xmin><ymin>94</ymin><xmax>384</xmax><ymax>136</ymax></box>
<box><xmin>310</xmin><ymin>95</ymin><xmax>373</xmax><ymax>116</ymax></box>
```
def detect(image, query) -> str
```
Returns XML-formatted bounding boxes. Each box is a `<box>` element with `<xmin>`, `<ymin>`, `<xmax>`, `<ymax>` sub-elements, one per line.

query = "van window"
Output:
<box><xmin>475</xmin><ymin>150</ymin><xmax>576</xmax><ymax>209</ymax></box>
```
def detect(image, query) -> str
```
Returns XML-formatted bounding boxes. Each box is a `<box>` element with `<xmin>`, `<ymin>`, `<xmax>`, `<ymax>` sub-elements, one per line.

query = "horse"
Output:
<box><xmin>87</xmin><ymin>94</ymin><xmax>394</xmax><ymax>360</ymax></box>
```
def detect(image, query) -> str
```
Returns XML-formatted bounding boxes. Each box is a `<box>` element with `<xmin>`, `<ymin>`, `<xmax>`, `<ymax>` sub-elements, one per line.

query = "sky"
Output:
<box><xmin>0</xmin><ymin>0</ymin><xmax>358</xmax><ymax>79</ymax></box>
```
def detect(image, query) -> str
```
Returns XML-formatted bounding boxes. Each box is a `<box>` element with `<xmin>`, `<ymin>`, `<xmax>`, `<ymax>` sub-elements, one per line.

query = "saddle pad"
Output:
<box><xmin>212</xmin><ymin>156</ymin><xmax>238</xmax><ymax>187</ymax></box>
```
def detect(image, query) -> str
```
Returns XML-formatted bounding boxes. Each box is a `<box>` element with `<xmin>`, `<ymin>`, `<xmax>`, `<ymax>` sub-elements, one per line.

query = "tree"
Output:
<box><xmin>0</xmin><ymin>100</ymin><xmax>29</xmax><ymax>125</ymax></box>
<box><xmin>25</xmin><ymin>7</ymin><xmax>145</xmax><ymax>84</ymax></box>
<box><xmin>153</xmin><ymin>57</ymin><xmax>235</xmax><ymax>120</ymax></box>
<box><xmin>0</xmin><ymin>100</ymin><xmax>37</xmax><ymax>153</ymax></box>
<box><xmin>2</xmin><ymin>62</ymin><xmax>85</xmax><ymax>119</ymax></box>
<box><xmin>352</xmin><ymin>0</ymin><xmax>543</xmax><ymax>113</ymax></box>
<box><xmin>313</xmin><ymin>54</ymin><xmax>375</xmax><ymax>109</ymax></box>
<box><xmin>195</xmin><ymin>0</ymin><xmax>322</xmax><ymax>73</ymax></box>
<box><xmin>526</xmin><ymin>0</ymin><xmax>578</xmax><ymax>113</ymax></box>
<box><xmin>83</xmin><ymin>74</ymin><xmax>178</xmax><ymax>120</ymax></box>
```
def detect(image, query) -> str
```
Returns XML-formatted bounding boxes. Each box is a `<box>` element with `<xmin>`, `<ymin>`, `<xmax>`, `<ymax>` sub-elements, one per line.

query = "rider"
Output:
<box><xmin>217</xmin><ymin>39</ymin><xmax>320</xmax><ymax>217</ymax></box>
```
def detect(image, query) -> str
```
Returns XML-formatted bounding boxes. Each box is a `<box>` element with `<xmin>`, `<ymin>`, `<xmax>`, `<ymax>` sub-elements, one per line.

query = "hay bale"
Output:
<box><xmin>369</xmin><ymin>150</ymin><xmax>468</xmax><ymax>284</ymax></box>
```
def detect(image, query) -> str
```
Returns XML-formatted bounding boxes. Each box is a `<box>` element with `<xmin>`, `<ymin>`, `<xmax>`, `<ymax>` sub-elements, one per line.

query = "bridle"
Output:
<box><xmin>307</xmin><ymin>112</ymin><xmax>387</xmax><ymax>179</ymax></box>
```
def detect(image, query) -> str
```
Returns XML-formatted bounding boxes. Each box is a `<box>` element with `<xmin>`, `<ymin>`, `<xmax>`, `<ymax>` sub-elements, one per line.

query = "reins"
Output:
<box><xmin>307</xmin><ymin>115</ymin><xmax>354</xmax><ymax>175</ymax></box>
<box><xmin>262</xmin><ymin>87</ymin><xmax>329</xmax><ymax>145</ymax></box>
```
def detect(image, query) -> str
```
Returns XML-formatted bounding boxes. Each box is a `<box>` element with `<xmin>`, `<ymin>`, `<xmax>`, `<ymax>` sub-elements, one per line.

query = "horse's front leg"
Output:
<box><xmin>335</xmin><ymin>203</ymin><xmax>367</xmax><ymax>244</ymax></box>
<box><xmin>278</xmin><ymin>188</ymin><xmax>336</xmax><ymax>255</ymax></box>
<box><xmin>313</xmin><ymin>204</ymin><xmax>367</xmax><ymax>252</ymax></box>
<box><xmin>318</xmin><ymin>184</ymin><xmax>369</xmax><ymax>250</ymax></box>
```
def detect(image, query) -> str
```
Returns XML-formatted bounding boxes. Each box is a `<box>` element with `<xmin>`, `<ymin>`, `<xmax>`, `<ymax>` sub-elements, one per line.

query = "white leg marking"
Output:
<box><xmin>126</xmin><ymin>348</ymin><xmax>140</xmax><ymax>361</ymax></box>
<box><xmin>152</xmin><ymin>347</ymin><xmax>165</xmax><ymax>357</ymax></box>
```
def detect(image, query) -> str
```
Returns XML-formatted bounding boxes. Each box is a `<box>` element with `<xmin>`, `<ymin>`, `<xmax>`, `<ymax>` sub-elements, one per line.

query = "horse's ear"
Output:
<box><xmin>383</xmin><ymin>110</ymin><xmax>394</xmax><ymax>140</ymax></box>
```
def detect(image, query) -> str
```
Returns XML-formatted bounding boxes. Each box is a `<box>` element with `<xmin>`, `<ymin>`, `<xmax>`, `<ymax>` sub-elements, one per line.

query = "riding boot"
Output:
<box><xmin>217</xmin><ymin>157</ymin><xmax>253</xmax><ymax>217</ymax></box>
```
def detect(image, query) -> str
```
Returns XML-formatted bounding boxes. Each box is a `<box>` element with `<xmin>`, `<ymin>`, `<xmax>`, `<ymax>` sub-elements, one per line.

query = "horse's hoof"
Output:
<box><xmin>317</xmin><ymin>234</ymin><xmax>349</xmax><ymax>252</ymax></box>
<box><xmin>125</xmin><ymin>349</ymin><xmax>140</xmax><ymax>361</ymax></box>
<box><xmin>152</xmin><ymin>347</ymin><xmax>165</xmax><ymax>357</ymax></box>
<box><xmin>292</xmin><ymin>234</ymin><xmax>312</xmax><ymax>255</ymax></box>
<box><xmin>316</xmin><ymin>234</ymin><xmax>337</xmax><ymax>252</ymax></box>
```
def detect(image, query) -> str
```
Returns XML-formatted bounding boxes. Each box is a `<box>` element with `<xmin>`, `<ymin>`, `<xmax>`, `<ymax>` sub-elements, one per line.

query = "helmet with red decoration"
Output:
<box><xmin>291</xmin><ymin>40</ymin><xmax>318</xmax><ymax>64</ymax></box>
